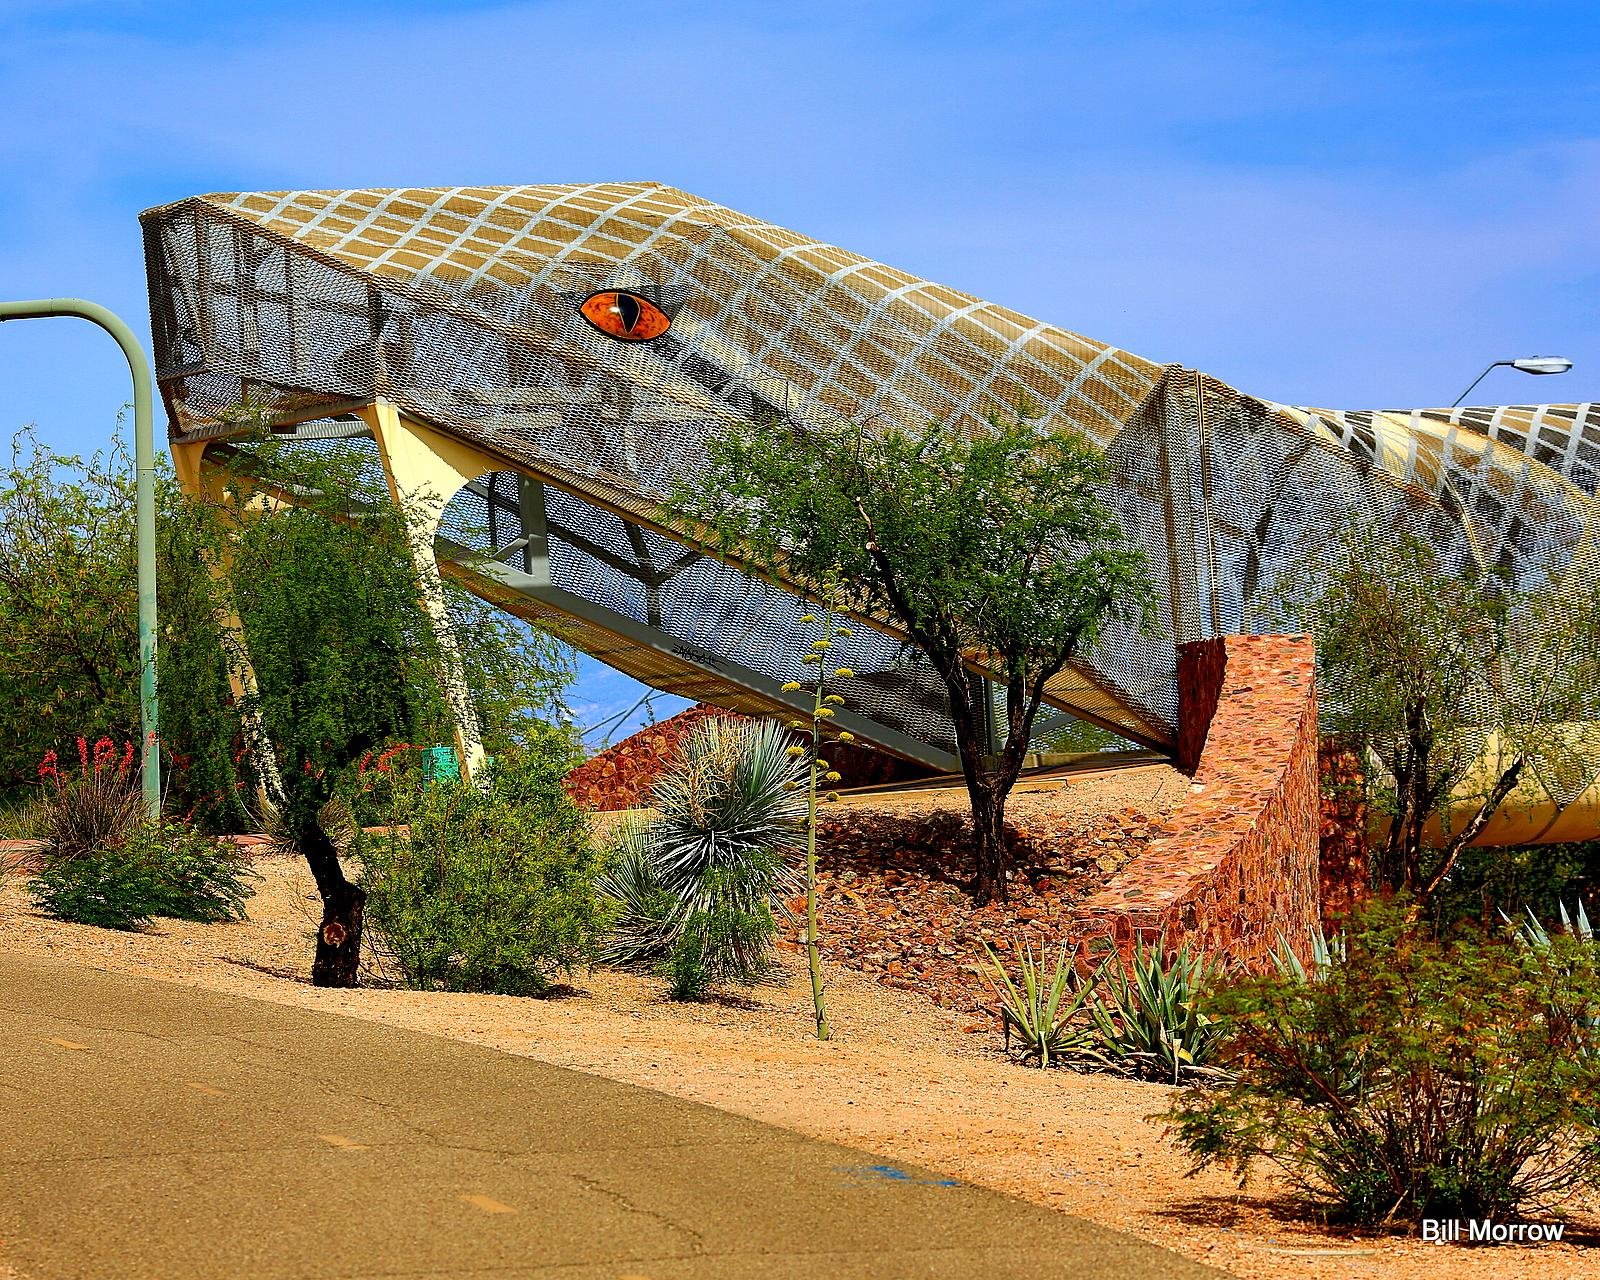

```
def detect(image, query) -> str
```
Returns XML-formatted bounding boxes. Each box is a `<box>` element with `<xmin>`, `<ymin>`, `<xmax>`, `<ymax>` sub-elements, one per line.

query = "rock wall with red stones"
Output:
<box><xmin>565</xmin><ymin>705</ymin><xmax>929</xmax><ymax>811</ymax></box>
<box><xmin>1069</xmin><ymin>634</ymin><xmax>1322</xmax><ymax>972</ymax></box>
<box><xmin>1174</xmin><ymin>635</ymin><xmax>1227</xmax><ymax>774</ymax></box>
<box><xmin>1317</xmin><ymin>742</ymin><xmax>1370</xmax><ymax>928</ymax></box>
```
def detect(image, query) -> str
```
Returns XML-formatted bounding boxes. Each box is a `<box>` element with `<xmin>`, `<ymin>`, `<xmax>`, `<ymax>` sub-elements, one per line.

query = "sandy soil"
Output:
<box><xmin>3</xmin><ymin>856</ymin><xmax>1596</xmax><ymax>1280</ymax></box>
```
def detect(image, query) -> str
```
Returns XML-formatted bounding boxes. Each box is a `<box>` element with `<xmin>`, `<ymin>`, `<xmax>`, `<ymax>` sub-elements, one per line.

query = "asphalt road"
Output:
<box><xmin>0</xmin><ymin>950</ymin><xmax>1226</xmax><ymax>1279</ymax></box>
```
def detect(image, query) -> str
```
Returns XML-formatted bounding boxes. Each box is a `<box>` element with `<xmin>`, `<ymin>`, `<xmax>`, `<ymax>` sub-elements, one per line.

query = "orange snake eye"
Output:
<box><xmin>579</xmin><ymin>290</ymin><xmax>671</xmax><ymax>341</ymax></box>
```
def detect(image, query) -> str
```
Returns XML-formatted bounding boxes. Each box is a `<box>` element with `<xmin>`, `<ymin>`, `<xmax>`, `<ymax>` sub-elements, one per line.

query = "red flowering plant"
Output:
<box><xmin>29</xmin><ymin>733</ymin><xmax>258</xmax><ymax>930</ymax></box>
<box><xmin>35</xmin><ymin>736</ymin><xmax>146</xmax><ymax>863</ymax></box>
<box><xmin>347</xmin><ymin>742</ymin><xmax>422</xmax><ymax>829</ymax></box>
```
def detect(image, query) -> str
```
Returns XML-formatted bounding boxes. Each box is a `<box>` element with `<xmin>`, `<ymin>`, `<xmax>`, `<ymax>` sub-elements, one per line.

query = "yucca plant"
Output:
<box><xmin>1090</xmin><ymin>938</ymin><xmax>1227</xmax><ymax>1084</ymax></box>
<box><xmin>982</xmin><ymin>942</ymin><xmax>1105</xmax><ymax>1068</ymax></box>
<box><xmin>650</xmin><ymin>716</ymin><xmax>805</xmax><ymax>913</ymax></box>
<box><xmin>594</xmin><ymin>813</ymin><xmax>679</xmax><ymax>967</ymax></box>
<box><xmin>600</xmin><ymin>716</ymin><xmax>806</xmax><ymax>998</ymax></box>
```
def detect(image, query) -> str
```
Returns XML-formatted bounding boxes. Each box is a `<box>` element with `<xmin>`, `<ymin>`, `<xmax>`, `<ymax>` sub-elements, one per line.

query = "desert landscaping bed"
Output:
<box><xmin>4</xmin><ymin>845</ymin><xmax>1597</xmax><ymax>1280</ymax></box>
<box><xmin>813</xmin><ymin>762</ymin><xmax>1188</xmax><ymax>1009</ymax></box>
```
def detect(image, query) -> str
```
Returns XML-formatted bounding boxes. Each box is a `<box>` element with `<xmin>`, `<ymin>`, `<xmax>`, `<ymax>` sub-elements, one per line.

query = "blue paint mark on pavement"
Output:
<box><xmin>836</xmin><ymin>1164</ymin><xmax>961</xmax><ymax>1188</ymax></box>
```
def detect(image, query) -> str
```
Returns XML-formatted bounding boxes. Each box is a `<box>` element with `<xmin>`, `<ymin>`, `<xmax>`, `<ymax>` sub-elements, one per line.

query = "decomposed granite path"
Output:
<box><xmin>0</xmin><ymin>950</ymin><xmax>1227</xmax><ymax>1280</ymax></box>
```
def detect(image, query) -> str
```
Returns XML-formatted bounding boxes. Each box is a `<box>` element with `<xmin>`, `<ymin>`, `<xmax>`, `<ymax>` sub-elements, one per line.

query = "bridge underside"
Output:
<box><xmin>190</xmin><ymin>412</ymin><xmax>983</xmax><ymax>772</ymax></box>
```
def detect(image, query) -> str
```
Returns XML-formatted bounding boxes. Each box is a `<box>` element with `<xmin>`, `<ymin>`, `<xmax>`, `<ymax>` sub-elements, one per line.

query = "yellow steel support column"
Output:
<box><xmin>171</xmin><ymin>439</ymin><xmax>287</xmax><ymax>807</ymax></box>
<box><xmin>362</xmin><ymin>400</ymin><xmax>491</xmax><ymax>781</ymax></box>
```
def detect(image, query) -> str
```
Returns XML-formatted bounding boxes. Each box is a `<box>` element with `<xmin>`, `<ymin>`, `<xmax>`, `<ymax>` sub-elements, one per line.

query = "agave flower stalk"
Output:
<box><xmin>785</xmin><ymin>576</ymin><xmax>855</xmax><ymax>1041</ymax></box>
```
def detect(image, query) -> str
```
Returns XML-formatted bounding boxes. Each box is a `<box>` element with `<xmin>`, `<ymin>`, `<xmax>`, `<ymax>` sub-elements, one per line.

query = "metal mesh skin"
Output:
<box><xmin>140</xmin><ymin>182</ymin><xmax>1599</xmax><ymax>782</ymax></box>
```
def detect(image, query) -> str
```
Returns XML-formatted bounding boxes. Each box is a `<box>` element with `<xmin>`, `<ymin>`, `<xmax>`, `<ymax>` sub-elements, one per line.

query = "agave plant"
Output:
<box><xmin>982</xmin><ymin>941</ymin><xmax>1105</xmax><ymax>1068</ymax></box>
<box><xmin>1090</xmin><ymin>938</ymin><xmax>1227</xmax><ymax>1084</ymax></box>
<box><xmin>1271</xmin><ymin>927</ymin><xmax>1346</xmax><ymax>984</ymax></box>
<box><xmin>1507</xmin><ymin>900</ymin><xmax>1600</xmax><ymax>1054</ymax></box>
<box><xmin>1508</xmin><ymin>899</ymin><xmax>1596</xmax><ymax>950</ymax></box>
<box><xmin>599</xmin><ymin>717</ymin><xmax>806</xmax><ymax>990</ymax></box>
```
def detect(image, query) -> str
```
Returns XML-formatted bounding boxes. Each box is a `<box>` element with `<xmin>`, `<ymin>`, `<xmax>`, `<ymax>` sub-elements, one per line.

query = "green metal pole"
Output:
<box><xmin>0</xmin><ymin>299</ymin><xmax>161</xmax><ymax>818</ymax></box>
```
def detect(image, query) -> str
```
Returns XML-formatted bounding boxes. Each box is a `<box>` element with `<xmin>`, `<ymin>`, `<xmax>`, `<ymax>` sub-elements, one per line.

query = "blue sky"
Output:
<box><xmin>3</xmin><ymin>1</ymin><xmax>1597</xmax><ymax>741</ymax></box>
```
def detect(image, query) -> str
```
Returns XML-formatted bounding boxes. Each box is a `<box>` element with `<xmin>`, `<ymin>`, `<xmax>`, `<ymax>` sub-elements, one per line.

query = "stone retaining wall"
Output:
<box><xmin>1069</xmin><ymin>634</ymin><xmax>1322</xmax><ymax>971</ymax></box>
<box><xmin>565</xmin><ymin>707</ymin><xmax>724</xmax><ymax>812</ymax></box>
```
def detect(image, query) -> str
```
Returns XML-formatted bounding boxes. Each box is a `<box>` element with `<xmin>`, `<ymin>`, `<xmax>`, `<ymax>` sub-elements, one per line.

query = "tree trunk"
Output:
<box><xmin>299</xmin><ymin>818</ymin><xmax>365</xmax><ymax>988</ymax></box>
<box><xmin>311</xmin><ymin>878</ymin><xmax>366</xmax><ymax>987</ymax></box>
<box><xmin>941</xmin><ymin>667</ymin><xmax>1012</xmax><ymax>905</ymax></box>
<box><xmin>1418</xmin><ymin>757</ymin><xmax>1526</xmax><ymax>906</ymax></box>
<box><xmin>970</xmin><ymin>782</ymin><xmax>1009</xmax><ymax>905</ymax></box>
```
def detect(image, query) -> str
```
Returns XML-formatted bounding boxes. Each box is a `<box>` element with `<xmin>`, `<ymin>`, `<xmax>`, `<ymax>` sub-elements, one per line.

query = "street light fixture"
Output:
<box><xmin>0</xmin><ymin>299</ymin><xmax>161</xmax><ymax>818</ymax></box>
<box><xmin>1451</xmin><ymin>356</ymin><xmax>1574</xmax><ymax>408</ymax></box>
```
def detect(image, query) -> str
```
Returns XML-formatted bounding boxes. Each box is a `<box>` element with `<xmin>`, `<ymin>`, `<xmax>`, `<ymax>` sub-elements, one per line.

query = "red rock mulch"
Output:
<box><xmin>783</xmin><ymin>802</ymin><xmax>1167</xmax><ymax>1017</ymax></box>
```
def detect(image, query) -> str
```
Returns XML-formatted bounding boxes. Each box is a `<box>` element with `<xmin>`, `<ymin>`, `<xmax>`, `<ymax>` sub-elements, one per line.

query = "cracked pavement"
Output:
<box><xmin>0</xmin><ymin>950</ymin><xmax>1226</xmax><ymax>1278</ymax></box>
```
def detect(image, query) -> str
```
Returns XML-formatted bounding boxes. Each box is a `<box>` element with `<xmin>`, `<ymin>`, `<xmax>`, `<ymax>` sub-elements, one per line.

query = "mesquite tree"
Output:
<box><xmin>210</xmin><ymin>442</ymin><xmax>573</xmax><ymax>985</ymax></box>
<box><xmin>1286</xmin><ymin>524</ymin><xmax>1600</xmax><ymax>904</ymax></box>
<box><xmin>671</xmin><ymin>412</ymin><xmax>1150</xmax><ymax>904</ymax></box>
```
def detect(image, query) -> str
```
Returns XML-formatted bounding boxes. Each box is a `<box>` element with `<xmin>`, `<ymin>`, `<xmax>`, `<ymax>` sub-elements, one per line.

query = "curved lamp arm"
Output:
<box><xmin>1450</xmin><ymin>361</ymin><xmax>1509</xmax><ymax>409</ymax></box>
<box><xmin>0</xmin><ymin>299</ymin><xmax>160</xmax><ymax>818</ymax></box>
<box><xmin>1451</xmin><ymin>356</ymin><xmax>1573</xmax><ymax>409</ymax></box>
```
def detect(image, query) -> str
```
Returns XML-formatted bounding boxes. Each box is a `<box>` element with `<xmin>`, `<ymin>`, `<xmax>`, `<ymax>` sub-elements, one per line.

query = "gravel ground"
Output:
<box><xmin>3</xmin><ymin>854</ymin><xmax>1596</xmax><ymax>1280</ymax></box>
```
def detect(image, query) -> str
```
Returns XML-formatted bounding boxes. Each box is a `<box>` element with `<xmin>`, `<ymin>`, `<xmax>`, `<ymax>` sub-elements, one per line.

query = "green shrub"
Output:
<box><xmin>982</xmin><ymin>942</ymin><xmax>1104</xmax><ymax>1068</ymax></box>
<box><xmin>29</xmin><ymin>820</ymin><xmax>257</xmax><ymax>930</ymax></box>
<box><xmin>1428</xmin><ymin>839</ymin><xmax>1600</xmax><ymax>934</ymax></box>
<box><xmin>1165</xmin><ymin>899</ymin><xmax>1600</xmax><ymax>1224</ymax></box>
<box><xmin>663</xmin><ymin>891</ymin><xmax>780</xmax><ymax>1001</ymax></box>
<box><xmin>598</xmin><ymin>717</ymin><xmax>803</xmax><ymax>999</ymax></box>
<box><xmin>30</xmin><ymin>844</ymin><xmax>164</xmax><ymax>929</ymax></box>
<box><xmin>140</xmin><ymin>823</ymin><xmax>257</xmax><ymax>923</ymax></box>
<box><xmin>359</xmin><ymin>744</ymin><xmax>613</xmax><ymax>996</ymax></box>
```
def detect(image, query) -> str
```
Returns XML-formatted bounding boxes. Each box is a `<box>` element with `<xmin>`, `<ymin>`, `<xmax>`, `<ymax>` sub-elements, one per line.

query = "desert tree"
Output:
<box><xmin>205</xmin><ymin>438</ymin><xmax>574</xmax><ymax>986</ymax></box>
<box><xmin>1285</xmin><ymin>522</ymin><xmax>1600</xmax><ymax>903</ymax></box>
<box><xmin>0</xmin><ymin>426</ymin><xmax>245</xmax><ymax>827</ymax></box>
<box><xmin>670</xmin><ymin>410</ymin><xmax>1151</xmax><ymax>904</ymax></box>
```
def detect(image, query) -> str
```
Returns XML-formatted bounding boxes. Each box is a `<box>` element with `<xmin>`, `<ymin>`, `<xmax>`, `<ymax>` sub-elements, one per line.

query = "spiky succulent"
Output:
<box><xmin>599</xmin><ymin>717</ymin><xmax>805</xmax><ymax>975</ymax></box>
<box><xmin>1089</xmin><ymin>939</ymin><xmax>1227</xmax><ymax>1084</ymax></box>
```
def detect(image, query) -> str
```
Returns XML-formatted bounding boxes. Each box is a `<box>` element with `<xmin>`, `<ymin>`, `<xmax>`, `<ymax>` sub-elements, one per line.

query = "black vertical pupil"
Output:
<box><xmin>615</xmin><ymin>293</ymin><xmax>642</xmax><ymax>334</ymax></box>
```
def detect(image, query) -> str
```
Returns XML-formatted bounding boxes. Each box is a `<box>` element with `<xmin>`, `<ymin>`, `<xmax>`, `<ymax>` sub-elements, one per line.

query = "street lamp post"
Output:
<box><xmin>0</xmin><ymin>299</ymin><xmax>161</xmax><ymax>818</ymax></box>
<box><xmin>1451</xmin><ymin>356</ymin><xmax>1574</xmax><ymax>408</ymax></box>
